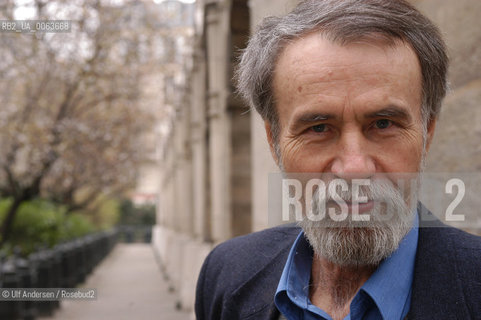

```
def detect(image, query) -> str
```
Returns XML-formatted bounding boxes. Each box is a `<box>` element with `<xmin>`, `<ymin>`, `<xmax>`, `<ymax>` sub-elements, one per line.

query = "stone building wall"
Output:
<box><xmin>412</xmin><ymin>0</ymin><xmax>481</xmax><ymax>230</ymax></box>
<box><xmin>152</xmin><ymin>0</ymin><xmax>481</xmax><ymax>314</ymax></box>
<box><xmin>416</xmin><ymin>0</ymin><xmax>481</xmax><ymax>172</ymax></box>
<box><xmin>152</xmin><ymin>0</ymin><xmax>254</xmax><ymax>313</ymax></box>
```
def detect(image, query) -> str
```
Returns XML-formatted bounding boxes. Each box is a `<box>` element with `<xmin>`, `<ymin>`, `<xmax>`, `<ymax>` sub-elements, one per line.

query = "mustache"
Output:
<box><xmin>313</xmin><ymin>178</ymin><xmax>403</xmax><ymax>204</ymax></box>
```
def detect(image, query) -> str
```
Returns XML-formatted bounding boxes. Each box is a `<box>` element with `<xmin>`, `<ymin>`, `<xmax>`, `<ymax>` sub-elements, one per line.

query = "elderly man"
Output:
<box><xmin>195</xmin><ymin>1</ymin><xmax>481</xmax><ymax>319</ymax></box>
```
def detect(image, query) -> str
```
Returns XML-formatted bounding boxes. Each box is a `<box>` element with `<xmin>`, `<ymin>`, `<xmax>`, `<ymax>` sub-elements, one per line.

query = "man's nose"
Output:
<box><xmin>330</xmin><ymin>132</ymin><xmax>376</xmax><ymax>180</ymax></box>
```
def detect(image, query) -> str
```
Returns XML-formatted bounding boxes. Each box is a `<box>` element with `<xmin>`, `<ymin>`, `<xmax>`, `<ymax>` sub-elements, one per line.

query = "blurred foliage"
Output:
<box><xmin>118</xmin><ymin>198</ymin><xmax>155</xmax><ymax>226</ymax></box>
<box><xmin>0</xmin><ymin>0</ymin><xmax>168</xmax><ymax>243</ymax></box>
<box><xmin>92</xmin><ymin>196</ymin><xmax>120</xmax><ymax>230</ymax></box>
<box><xmin>0</xmin><ymin>198</ymin><xmax>95</xmax><ymax>256</ymax></box>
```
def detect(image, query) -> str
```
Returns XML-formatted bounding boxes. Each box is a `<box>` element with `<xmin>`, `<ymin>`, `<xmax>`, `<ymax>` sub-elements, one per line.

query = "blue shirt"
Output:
<box><xmin>275</xmin><ymin>214</ymin><xmax>419</xmax><ymax>320</ymax></box>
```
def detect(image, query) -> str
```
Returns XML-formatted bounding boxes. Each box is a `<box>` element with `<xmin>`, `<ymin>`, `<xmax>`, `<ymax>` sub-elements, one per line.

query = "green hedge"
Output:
<box><xmin>0</xmin><ymin>198</ymin><xmax>96</xmax><ymax>256</ymax></box>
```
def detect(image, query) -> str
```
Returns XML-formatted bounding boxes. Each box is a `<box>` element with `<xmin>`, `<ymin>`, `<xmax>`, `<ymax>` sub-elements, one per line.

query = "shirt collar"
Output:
<box><xmin>275</xmin><ymin>212</ymin><xmax>419</xmax><ymax>320</ymax></box>
<box><xmin>275</xmin><ymin>229</ymin><xmax>313</xmax><ymax>309</ymax></box>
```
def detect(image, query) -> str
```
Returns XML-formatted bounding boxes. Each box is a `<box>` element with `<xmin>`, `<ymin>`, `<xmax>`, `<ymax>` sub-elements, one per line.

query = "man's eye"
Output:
<box><xmin>374</xmin><ymin>119</ymin><xmax>392</xmax><ymax>129</ymax></box>
<box><xmin>311</xmin><ymin>124</ymin><xmax>327</xmax><ymax>133</ymax></box>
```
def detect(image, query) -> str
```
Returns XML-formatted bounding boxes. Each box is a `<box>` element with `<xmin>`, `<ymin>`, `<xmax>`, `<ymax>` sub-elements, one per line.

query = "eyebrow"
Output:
<box><xmin>296</xmin><ymin>113</ymin><xmax>335</xmax><ymax>123</ymax></box>
<box><xmin>364</xmin><ymin>106</ymin><xmax>412</xmax><ymax>122</ymax></box>
<box><xmin>288</xmin><ymin>112</ymin><xmax>335</xmax><ymax>132</ymax></box>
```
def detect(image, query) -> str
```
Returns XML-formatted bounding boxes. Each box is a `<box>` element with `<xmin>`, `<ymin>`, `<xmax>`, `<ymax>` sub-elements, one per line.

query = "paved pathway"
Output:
<box><xmin>40</xmin><ymin>244</ymin><xmax>192</xmax><ymax>320</ymax></box>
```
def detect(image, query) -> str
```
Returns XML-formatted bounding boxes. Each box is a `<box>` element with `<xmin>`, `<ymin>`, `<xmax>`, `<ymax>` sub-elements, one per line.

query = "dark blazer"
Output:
<box><xmin>195</xmin><ymin>208</ymin><xmax>481</xmax><ymax>320</ymax></box>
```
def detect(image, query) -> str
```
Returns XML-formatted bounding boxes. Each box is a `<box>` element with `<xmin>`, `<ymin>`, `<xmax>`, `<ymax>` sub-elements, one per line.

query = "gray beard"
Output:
<box><xmin>299</xmin><ymin>177</ymin><xmax>419</xmax><ymax>267</ymax></box>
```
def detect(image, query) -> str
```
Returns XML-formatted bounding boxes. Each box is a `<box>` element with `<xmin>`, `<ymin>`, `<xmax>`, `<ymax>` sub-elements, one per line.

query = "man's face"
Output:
<box><xmin>271</xmin><ymin>33</ymin><xmax>431</xmax><ymax>179</ymax></box>
<box><xmin>269</xmin><ymin>34</ymin><xmax>435</xmax><ymax>266</ymax></box>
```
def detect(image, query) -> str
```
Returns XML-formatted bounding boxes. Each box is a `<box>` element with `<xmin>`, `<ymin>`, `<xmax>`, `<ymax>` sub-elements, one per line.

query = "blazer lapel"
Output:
<box><xmin>407</xmin><ymin>205</ymin><xmax>470</xmax><ymax>319</ymax></box>
<box><xmin>230</xmin><ymin>227</ymin><xmax>298</xmax><ymax>320</ymax></box>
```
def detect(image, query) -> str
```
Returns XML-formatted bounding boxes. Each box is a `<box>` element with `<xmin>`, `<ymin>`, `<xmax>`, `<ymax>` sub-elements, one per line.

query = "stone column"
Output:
<box><xmin>173</xmin><ymin>104</ymin><xmax>194</xmax><ymax>235</ymax></box>
<box><xmin>160</xmin><ymin>130</ymin><xmax>176</xmax><ymax>231</ymax></box>
<box><xmin>191</xmin><ymin>47</ymin><xmax>209</xmax><ymax>240</ymax></box>
<box><xmin>205</xmin><ymin>0</ymin><xmax>233</xmax><ymax>243</ymax></box>
<box><xmin>229</xmin><ymin>0</ymin><xmax>252</xmax><ymax>237</ymax></box>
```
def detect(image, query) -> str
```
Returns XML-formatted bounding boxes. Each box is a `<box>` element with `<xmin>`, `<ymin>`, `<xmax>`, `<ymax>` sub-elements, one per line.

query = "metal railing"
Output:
<box><xmin>0</xmin><ymin>229</ymin><xmax>119</xmax><ymax>319</ymax></box>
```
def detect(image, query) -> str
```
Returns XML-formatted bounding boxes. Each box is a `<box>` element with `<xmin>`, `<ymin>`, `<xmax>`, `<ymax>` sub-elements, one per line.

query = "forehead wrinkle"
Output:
<box><xmin>295</xmin><ymin>61</ymin><xmax>399</xmax><ymax>86</ymax></box>
<box><xmin>288</xmin><ymin>64</ymin><xmax>403</xmax><ymax>103</ymax></box>
<box><xmin>278</xmin><ymin>36</ymin><xmax>419</xmax><ymax>87</ymax></box>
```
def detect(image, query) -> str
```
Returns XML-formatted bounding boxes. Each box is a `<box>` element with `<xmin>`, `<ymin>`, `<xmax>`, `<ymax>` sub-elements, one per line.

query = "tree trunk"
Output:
<box><xmin>0</xmin><ymin>196</ymin><xmax>23</xmax><ymax>246</ymax></box>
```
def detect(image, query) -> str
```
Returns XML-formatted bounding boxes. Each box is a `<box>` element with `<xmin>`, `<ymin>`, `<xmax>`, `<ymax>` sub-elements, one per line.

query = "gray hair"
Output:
<box><xmin>236</xmin><ymin>0</ymin><xmax>448</xmax><ymax>143</ymax></box>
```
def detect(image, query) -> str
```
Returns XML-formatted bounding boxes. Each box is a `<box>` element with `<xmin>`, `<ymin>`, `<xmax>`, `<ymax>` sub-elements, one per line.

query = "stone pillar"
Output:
<box><xmin>229</xmin><ymin>0</ymin><xmax>252</xmax><ymax>237</ymax></box>
<box><xmin>163</xmin><ymin>132</ymin><xmax>176</xmax><ymax>231</ymax></box>
<box><xmin>191</xmin><ymin>46</ymin><xmax>209</xmax><ymax>241</ymax></box>
<box><xmin>205</xmin><ymin>0</ymin><xmax>233</xmax><ymax>243</ymax></box>
<box><xmin>181</xmin><ymin>103</ymin><xmax>194</xmax><ymax>235</ymax></box>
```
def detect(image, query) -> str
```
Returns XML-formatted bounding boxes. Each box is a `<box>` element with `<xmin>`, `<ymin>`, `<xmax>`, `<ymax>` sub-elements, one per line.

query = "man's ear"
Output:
<box><xmin>424</xmin><ymin>118</ymin><xmax>437</xmax><ymax>153</ymax></box>
<box><xmin>265</xmin><ymin>121</ymin><xmax>280</xmax><ymax>166</ymax></box>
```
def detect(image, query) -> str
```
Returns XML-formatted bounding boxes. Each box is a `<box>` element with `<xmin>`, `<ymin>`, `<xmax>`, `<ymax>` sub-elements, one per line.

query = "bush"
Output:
<box><xmin>60</xmin><ymin>213</ymin><xmax>96</xmax><ymax>240</ymax></box>
<box><xmin>0</xmin><ymin>198</ymin><xmax>96</xmax><ymax>256</ymax></box>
